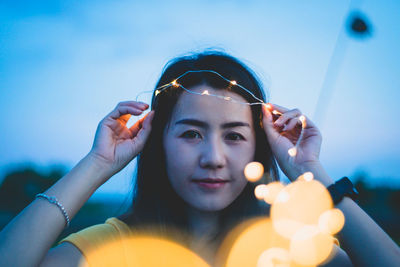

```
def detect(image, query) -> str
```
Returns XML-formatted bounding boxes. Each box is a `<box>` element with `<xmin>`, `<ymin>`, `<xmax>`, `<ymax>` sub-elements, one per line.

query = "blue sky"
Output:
<box><xmin>1</xmin><ymin>0</ymin><xmax>399</xmax><ymax>200</ymax></box>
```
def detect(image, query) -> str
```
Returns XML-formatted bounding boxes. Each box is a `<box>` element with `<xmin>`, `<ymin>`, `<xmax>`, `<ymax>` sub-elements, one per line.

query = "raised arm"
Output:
<box><xmin>261</xmin><ymin>103</ymin><xmax>400</xmax><ymax>267</ymax></box>
<box><xmin>0</xmin><ymin>101</ymin><xmax>154</xmax><ymax>267</ymax></box>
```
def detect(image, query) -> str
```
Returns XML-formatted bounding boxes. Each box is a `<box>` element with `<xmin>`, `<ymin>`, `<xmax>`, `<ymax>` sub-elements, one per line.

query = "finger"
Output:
<box><xmin>262</xmin><ymin>104</ymin><xmax>280</xmax><ymax>141</ymax></box>
<box><xmin>118</xmin><ymin>101</ymin><xmax>149</xmax><ymax>110</ymax></box>
<box><xmin>274</xmin><ymin>108</ymin><xmax>302</xmax><ymax>127</ymax></box>
<box><xmin>129</xmin><ymin>111</ymin><xmax>154</xmax><ymax>137</ymax></box>
<box><xmin>118</xmin><ymin>114</ymin><xmax>131</xmax><ymax>124</ymax></box>
<box><xmin>130</xmin><ymin>111</ymin><xmax>154</xmax><ymax>152</ymax></box>
<box><xmin>268</xmin><ymin>103</ymin><xmax>290</xmax><ymax>113</ymax></box>
<box><xmin>283</xmin><ymin>116</ymin><xmax>302</xmax><ymax>132</ymax></box>
<box><xmin>108</xmin><ymin>106</ymin><xmax>144</xmax><ymax>120</ymax></box>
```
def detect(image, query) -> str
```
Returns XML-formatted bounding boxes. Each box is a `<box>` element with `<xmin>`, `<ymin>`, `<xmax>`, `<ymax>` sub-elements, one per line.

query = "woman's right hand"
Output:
<box><xmin>88</xmin><ymin>101</ymin><xmax>155</xmax><ymax>180</ymax></box>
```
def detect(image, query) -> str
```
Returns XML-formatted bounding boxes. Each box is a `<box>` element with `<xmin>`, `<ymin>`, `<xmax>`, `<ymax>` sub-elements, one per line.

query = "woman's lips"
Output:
<box><xmin>191</xmin><ymin>178</ymin><xmax>229</xmax><ymax>189</ymax></box>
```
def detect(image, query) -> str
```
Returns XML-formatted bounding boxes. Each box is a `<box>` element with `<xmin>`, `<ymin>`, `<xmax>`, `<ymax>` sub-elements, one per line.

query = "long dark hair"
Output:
<box><xmin>119</xmin><ymin>51</ymin><xmax>279</xmax><ymax>240</ymax></box>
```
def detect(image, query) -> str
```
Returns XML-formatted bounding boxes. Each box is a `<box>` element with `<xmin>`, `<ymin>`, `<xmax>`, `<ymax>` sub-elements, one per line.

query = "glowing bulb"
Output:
<box><xmin>299</xmin><ymin>115</ymin><xmax>306</xmax><ymax>124</ymax></box>
<box><xmin>230</xmin><ymin>80</ymin><xmax>237</xmax><ymax>85</ymax></box>
<box><xmin>171</xmin><ymin>80</ymin><xmax>179</xmax><ymax>87</ymax></box>
<box><xmin>288</xmin><ymin>147</ymin><xmax>297</xmax><ymax>157</ymax></box>
<box><xmin>254</xmin><ymin>184</ymin><xmax>269</xmax><ymax>200</ymax></box>
<box><xmin>265</xmin><ymin>103</ymin><xmax>273</xmax><ymax>111</ymax></box>
<box><xmin>155</xmin><ymin>90</ymin><xmax>160</xmax><ymax>96</ymax></box>
<box><xmin>275</xmin><ymin>191</ymin><xmax>290</xmax><ymax>203</ymax></box>
<box><xmin>244</xmin><ymin>162</ymin><xmax>264</xmax><ymax>182</ymax></box>
<box><xmin>302</xmin><ymin>172</ymin><xmax>314</xmax><ymax>182</ymax></box>
<box><xmin>201</xmin><ymin>90</ymin><xmax>209</xmax><ymax>95</ymax></box>
<box><xmin>272</xmin><ymin>110</ymin><xmax>282</xmax><ymax>116</ymax></box>
<box><xmin>318</xmin><ymin>209</ymin><xmax>345</xmax><ymax>235</ymax></box>
<box><xmin>289</xmin><ymin>225</ymin><xmax>334</xmax><ymax>266</ymax></box>
<box><xmin>263</xmin><ymin>182</ymin><xmax>285</xmax><ymax>204</ymax></box>
<box><xmin>257</xmin><ymin>248</ymin><xmax>291</xmax><ymax>267</ymax></box>
<box><xmin>299</xmin><ymin>115</ymin><xmax>306</xmax><ymax>128</ymax></box>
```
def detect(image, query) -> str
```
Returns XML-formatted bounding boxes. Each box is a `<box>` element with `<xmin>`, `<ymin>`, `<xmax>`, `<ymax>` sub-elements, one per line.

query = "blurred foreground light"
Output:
<box><xmin>254</xmin><ymin>184</ymin><xmax>269</xmax><ymax>200</ymax></box>
<box><xmin>257</xmin><ymin>248</ymin><xmax>291</xmax><ymax>267</ymax></box>
<box><xmin>289</xmin><ymin>225</ymin><xmax>334</xmax><ymax>266</ymax></box>
<box><xmin>318</xmin><ymin>209</ymin><xmax>345</xmax><ymax>235</ymax></box>
<box><xmin>245</xmin><ymin>162</ymin><xmax>264</xmax><ymax>182</ymax></box>
<box><xmin>216</xmin><ymin>218</ymin><xmax>290</xmax><ymax>267</ymax></box>
<box><xmin>271</xmin><ymin>180</ymin><xmax>333</xmax><ymax>239</ymax></box>
<box><xmin>263</xmin><ymin>182</ymin><xmax>285</xmax><ymax>204</ymax></box>
<box><xmin>80</xmin><ymin>234</ymin><xmax>209</xmax><ymax>267</ymax></box>
<box><xmin>298</xmin><ymin>172</ymin><xmax>314</xmax><ymax>182</ymax></box>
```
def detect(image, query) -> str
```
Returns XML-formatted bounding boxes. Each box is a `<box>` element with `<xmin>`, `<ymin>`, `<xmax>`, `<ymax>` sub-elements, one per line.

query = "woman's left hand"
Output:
<box><xmin>261</xmin><ymin>103</ymin><xmax>322</xmax><ymax>181</ymax></box>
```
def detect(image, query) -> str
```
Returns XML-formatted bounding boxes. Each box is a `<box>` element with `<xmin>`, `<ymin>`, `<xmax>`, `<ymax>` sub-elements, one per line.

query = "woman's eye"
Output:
<box><xmin>226</xmin><ymin>133</ymin><xmax>245</xmax><ymax>141</ymax></box>
<box><xmin>181</xmin><ymin>130</ymin><xmax>201</xmax><ymax>139</ymax></box>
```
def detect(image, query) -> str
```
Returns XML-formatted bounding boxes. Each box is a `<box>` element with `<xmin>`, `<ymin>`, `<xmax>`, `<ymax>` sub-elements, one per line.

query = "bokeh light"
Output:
<box><xmin>244</xmin><ymin>162</ymin><xmax>264</xmax><ymax>182</ymax></box>
<box><xmin>318</xmin><ymin>208</ymin><xmax>345</xmax><ymax>235</ymax></box>
<box><xmin>298</xmin><ymin>172</ymin><xmax>314</xmax><ymax>182</ymax></box>
<box><xmin>257</xmin><ymin>247</ymin><xmax>291</xmax><ymax>267</ymax></box>
<box><xmin>80</xmin><ymin>234</ymin><xmax>210</xmax><ymax>267</ymax></box>
<box><xmin>254</xmin><ymin>184</ymin><xmax>269</xmax><ymax>200</ymax></box>
<box><xmin>263</xmin><ymin>181</ymin><xmax>285</xmax><ymax>204</ymax></box>
<box><xmin>289</xmin><ymin>225</ymin><xmax>334</xmax><ymax>266</ymax></box>
<box><xmin>216</xmin><ymin>218</ymin><xmax>290</xmax><ymax>267</ymax></box>
<box><xmin>271</xmin><ymin>180</ymin><xmax>333</xmax><ymax>239</ymax></box>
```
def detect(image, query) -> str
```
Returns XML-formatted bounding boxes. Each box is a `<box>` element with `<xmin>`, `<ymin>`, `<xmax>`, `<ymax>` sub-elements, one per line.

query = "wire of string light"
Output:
<box><xmin>135</xmin><ymin>69</ymin><xmax>305</xmax><ymax>157</ymax></box>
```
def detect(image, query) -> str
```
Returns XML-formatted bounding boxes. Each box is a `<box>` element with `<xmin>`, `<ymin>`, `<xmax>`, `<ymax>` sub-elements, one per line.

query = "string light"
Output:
<box><xmin>135</xmin><ymin>69</ymin><xmax>307</xmax><ymax>159</ymax></box>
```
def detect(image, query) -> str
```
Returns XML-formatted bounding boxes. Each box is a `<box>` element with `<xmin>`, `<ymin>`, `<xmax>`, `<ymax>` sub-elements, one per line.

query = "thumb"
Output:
<box><xmin>262</xmin><ymin>103</ymin><xmax>280</xmax><ymax>142</ymax></box>
<box><xmin>130</xmin><ymin>110</ymin><xmax>154</xmax><ymax>152</ymax></box>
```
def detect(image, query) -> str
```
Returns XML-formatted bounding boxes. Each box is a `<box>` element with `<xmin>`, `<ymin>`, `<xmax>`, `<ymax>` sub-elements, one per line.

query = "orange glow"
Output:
<box><xmin>272</xmin><ymin>110</ymin><xmax>282</xmax><ymax>116</ymax></box>
<box><xmin>216</xmin><ymin>218</ymin><xmax>291</xmax><ymax>267</ymax></box>
<box><xmin>289</xmin><ymin>225</ymin><xmax>334</xmax><ymax>266</ymax></box>
<box><xmin>155</xmin><ymin>90</ymin><xmax>160</xmax><ymax>96</ymax></box>
<box><xmin>230</xmin><ymin>80</ymin><xmax>237</xmax><ymax>85</ymax></box>
<box><xmin>171</xmin><ymin>80</ymin><xmax>179</xmax><ymax>87</ymax></box>
<box><xmin>80</xmin><ymin>234</ymin><xmax>209</xmax><ymax>267</ymax></box>
<box><xmin>271</xmin><ymin>180</ymin><xmax>333</xmax><ymax>239</ymax></box>
<box><xmin>299</xmin><ymin>115</ymin><xmax>306</xmax><ymax>128</ymax></box>
<box><xmin>244</xmin><ymin>162</ymin><xmax>264</xmax><ymax>182</ymax></box>
<box><xmin>265</xmin><ymin>103</ymin><xmax>273</xmax><ymax>111</ymax></box>
<box><xmin>318</xmin><ymin>209</ymin><xmax>345</xmax><ymax>235</ymax></box>
<box><xmin>257</xmin><ymin>248</ymin><xmax>291</xmax><ymax>267</ymax></box>
<box><xmin>254</xmin><ymin>184</ymin><xmax>269</xmax><ymax>200</ymax></box>
<box><xmin>298</xmin><ymin>172</ymin><xmax>314</xmax><ymax>182</ymax></box>
<box><xmin>263</xmin><ymin>182</ymin><xmax>285</xmax><ymax>204</ymax></box>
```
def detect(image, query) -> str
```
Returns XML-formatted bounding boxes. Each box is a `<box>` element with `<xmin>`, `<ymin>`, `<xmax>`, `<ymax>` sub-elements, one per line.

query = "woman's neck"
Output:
<box><xmin>186</xmin><ymin>208</ymin><xmax>221</xmax><ymax>264</ymax></box>
<box><xmin>187</xmin><ymin>208</ymin><xmax>220</xmax><ymax>241</ymax></box>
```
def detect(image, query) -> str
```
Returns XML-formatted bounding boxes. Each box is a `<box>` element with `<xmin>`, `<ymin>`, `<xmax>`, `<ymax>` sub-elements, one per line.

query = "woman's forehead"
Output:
<box><xmin>170</xmin><ymin>85</ymin><xmax>253</xmax><ymax>125</ymax></box>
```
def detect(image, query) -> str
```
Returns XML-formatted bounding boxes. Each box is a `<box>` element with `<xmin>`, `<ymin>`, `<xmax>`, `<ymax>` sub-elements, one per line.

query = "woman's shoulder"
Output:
<box><xmin>59</xmin><ymin>217</ymin><xmax>131</xmax><ymax>250</ymax></box>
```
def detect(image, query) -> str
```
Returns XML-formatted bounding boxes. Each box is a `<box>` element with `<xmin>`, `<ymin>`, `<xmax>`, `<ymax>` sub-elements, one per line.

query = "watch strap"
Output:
<box><xmin>327</xmin><ymin>177</ymin><xmax>359</xmax><ymax>205</ymax></box>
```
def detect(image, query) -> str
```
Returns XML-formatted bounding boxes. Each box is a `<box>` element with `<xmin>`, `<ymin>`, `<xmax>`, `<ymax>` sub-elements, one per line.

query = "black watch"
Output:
<box><xmin>327</xmin><ymin>177</ymin><xmax>359</xmax><ymax>205</ymax></box>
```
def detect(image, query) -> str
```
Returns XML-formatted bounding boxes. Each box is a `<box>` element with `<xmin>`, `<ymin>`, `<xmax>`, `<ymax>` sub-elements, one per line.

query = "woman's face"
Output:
<box><xmin>163</xmin><ymin>84</ymin><xmax>256</xmax><ymax>212</ymax></box>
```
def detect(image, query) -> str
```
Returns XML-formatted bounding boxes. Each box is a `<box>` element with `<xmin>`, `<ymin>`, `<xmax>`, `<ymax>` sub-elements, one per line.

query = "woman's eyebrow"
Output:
<box><xmin>175</xmin><ymin>118</ymin><xmax>250</xmax><ymax>129</ymax></box>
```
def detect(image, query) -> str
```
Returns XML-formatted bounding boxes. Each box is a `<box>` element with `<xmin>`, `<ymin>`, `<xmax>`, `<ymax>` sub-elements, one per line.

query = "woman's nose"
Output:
<box><xmin>199</xmin><ymin>137</ymin><xmax>226</xmax><ymax>169</ymax></box>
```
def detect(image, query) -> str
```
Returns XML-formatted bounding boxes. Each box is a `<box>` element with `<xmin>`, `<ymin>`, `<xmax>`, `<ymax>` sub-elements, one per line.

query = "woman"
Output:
<box><xmin>0</xmin><ymin>51</ymin><xmax>399</xmax><ymax>266</ymax></box>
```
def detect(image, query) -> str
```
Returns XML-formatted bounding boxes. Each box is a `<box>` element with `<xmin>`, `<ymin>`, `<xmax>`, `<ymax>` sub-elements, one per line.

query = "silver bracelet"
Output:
<box><xmin>36</xmin><ymin>193</ymin><xmax>70</xmax><ymax>228</ymax></box>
